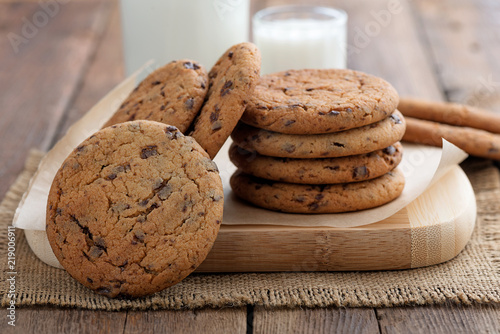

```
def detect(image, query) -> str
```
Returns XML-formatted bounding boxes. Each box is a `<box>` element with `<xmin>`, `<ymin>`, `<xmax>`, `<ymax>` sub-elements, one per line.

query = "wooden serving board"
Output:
<box><xmin>197</xmin><ymin>165</ymin><xmax>476</xmax><ymax>272</ymax></box>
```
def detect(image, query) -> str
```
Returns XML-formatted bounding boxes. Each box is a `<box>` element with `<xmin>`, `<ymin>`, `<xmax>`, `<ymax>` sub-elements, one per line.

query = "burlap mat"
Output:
<box><xmin>1</xmin><ymin>150</ymin><xmax>499</xmax><ymax>310</ymax></box>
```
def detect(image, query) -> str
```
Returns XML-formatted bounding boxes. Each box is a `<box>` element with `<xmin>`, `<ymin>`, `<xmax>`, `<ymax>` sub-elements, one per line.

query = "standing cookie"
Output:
<box><xmin>241</xmin><ymin>69</ymin><xmax>399</xmax><ymax>134</ymax></box>
<box><xmin>190</xmin><ymin>43</ymin><xmax>261</xmax><ymax>158</ymax></box>
<box><xmin>46</xmin><ymin>121</ymin><xmax>224</xmax><ymax>298</ymax></box>
<box><xmin>103</xmin><ymin>60</ymin><xmax>208</xmax><ymax>133</ymax></box>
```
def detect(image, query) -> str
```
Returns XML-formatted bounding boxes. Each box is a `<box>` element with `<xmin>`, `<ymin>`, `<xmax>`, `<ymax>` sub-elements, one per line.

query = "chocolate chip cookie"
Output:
<box><xmin>230</xmin><ymin>168</ymin><xmax>405</xmax><ymax>214</ymax></box>
<box><xmin>46</xmin><ymin>121</ymin><xmax>224</xmax><ymax>298</ymax></box>
<box><xmin>229</xmin><ymin>142</ymin><xmax>403</xmax><ymax>184</ymax></box>
<box><xmin>232</xmin><ymin>111</ymin><xmax>406</xmax><ymax>158</ymax></box>
<box><xmin>103</xmin><ymin>60</ymin><xmax>208</xmax><ymax>133</ymax></box>
<box><xmin>189</xmin><ymin>42</ymin><xmax>261</xmax><ymax>159</ymax></box>
<box><xmin>241</xmin><ymin>69</ymin><xmax>399</xmax><ymax>134</ymax></box>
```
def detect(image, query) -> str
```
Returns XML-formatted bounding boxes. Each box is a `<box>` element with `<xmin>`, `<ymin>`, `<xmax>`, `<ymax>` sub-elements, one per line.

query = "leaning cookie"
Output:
<box><xmin>232</xmin><ymin>111</ymin><xmax>406</xmax><ymax>158</ymax></box>
<box><xmin>230</xmin><ymin>169</ymin><xmax>405</xmax><ymax>214</ymax></box>
<box><xmin>229</xmin><ymin>142</ymin><xmax>403</xmax><ymax>184</ymax></box>
<box><xmin>241</xmin><ymin>69</ymin><xmax>399</xmax><ymax>134</ymax></box>
<box><xmin>46</xmin><ymin>121</ymin><xmax>224</xmax><ymax>298</ymax></box>
<box><xmin>103</xmin><ymin>60</ymin><xmax>208</xmax><ymax>133</ymax></box>
<box><xmin>189</xmin><ymin>42</ymin><xmax>261</xmax><ymax>159</ymax></box>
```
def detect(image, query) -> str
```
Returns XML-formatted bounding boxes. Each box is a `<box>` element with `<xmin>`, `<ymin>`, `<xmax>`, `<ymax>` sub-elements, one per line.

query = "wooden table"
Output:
<box><xmin>1</xmin><ymin>0</ymin><xmax>500</xmax><ymax>332</ymax></box>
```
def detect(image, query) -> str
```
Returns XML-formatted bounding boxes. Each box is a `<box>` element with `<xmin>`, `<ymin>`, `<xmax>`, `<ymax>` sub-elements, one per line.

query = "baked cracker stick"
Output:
<box><xmin>403</xmin><ymin>116</ymin><xmax>500</xmax><ymax>160</ymax></box>
<box><xmin>399</xmin><ymin>98</ymin><xmax>500</xmax><ymax>134</ymax></box>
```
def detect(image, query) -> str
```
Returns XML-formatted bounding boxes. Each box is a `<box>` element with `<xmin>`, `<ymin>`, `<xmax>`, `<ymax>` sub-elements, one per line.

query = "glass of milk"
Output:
<box><xmin>120</xmin><ymin>0</ymin><xmax>250</xmax><ymax>76</ymax></box>
<box><xmin>253</xmin><ymin>5</ymin><xmax>347</xmax><ymax>75</ymax></box>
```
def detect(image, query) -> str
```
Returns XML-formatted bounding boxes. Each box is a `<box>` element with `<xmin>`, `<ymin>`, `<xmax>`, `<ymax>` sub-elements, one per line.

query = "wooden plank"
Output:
<box><xmin>123</xmin><ymin>308</ymin><xmax>247</xmax><ymax>334</ymax></box>
<box><xmin>0</xmin><ymin>0</ymin><xmax>111</xmax><ymax>199</ymax></box>
<box><xmin>52</xmin><ymin>0</ymin><xmax>125</xmax><ymax>143</ymax></box>
<box><xmin>0</xmin><ymin>306</ymin><xmax>127</xmax><ymax>334</ymax></box>
<box><xmin>413</xmin><ymin>0</ymin><xmax>500</xmax><ymax>111</ymax></box>
<box><xmin>376</xmin><ymin>303</ymin><xmax>500</xmax><ymax>334</ymax></box>
<box><xmin>252</xmin><ymin>306</ymin><xmax>380</xmax><ymax>334</ymax></box>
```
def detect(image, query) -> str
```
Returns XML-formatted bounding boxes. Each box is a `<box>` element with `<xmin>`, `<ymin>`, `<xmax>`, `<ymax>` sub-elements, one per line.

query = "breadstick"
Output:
<box><xmin>399</xmin><ymin>98</ymin><xmax>500</xmax><ymax>134</ymax></box>
<box><xmin>403</xmin><ymin>116</ymin><xmax>500</xmax><ymax>160</ymax></box>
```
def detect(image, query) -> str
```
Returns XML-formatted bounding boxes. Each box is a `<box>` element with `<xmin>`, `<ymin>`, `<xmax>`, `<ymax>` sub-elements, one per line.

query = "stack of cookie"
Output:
<box><xmin>229</xmin><ymin>69</ymin><xmax>406</xmax><ymax>214</ymax></box>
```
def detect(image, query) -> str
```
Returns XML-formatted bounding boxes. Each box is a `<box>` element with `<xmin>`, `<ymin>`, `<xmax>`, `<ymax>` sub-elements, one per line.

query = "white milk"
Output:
<box><xmin>120</xmin><ymin>0</ymin><xmax>250</xmax><ymax>76</ymax></box>
<box><xmin>253</xmin><ymin>7</ymin><xmax>347</xmax><ymax>75</ymax></box>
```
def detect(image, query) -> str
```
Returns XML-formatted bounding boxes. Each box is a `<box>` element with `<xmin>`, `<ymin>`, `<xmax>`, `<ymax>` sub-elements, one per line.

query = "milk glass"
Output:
<box><xmin>253</xmin><ymin>5</ymin><xmax>347</xmax><ymax>74</ymax></box>
<box><xmin>120</xmin><ymin>0</ymin><xmax>250</xmax><ymax>76</ymax></box>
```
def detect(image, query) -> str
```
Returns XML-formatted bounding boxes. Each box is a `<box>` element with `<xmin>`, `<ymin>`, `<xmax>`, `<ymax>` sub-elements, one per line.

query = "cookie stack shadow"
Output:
<box><xmin>229</xmin><ymin>69</ymin><xmax>407</xmax><ymax>214</ymax></box>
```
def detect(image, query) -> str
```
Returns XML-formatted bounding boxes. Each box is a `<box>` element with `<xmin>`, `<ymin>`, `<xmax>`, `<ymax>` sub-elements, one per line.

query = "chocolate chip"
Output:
<box><xmin>201</xmin><ymin>82</ymin><xmax>206</xmax><ymax>89</ymax></box>
<box><xmin>153</xmin><ymin>177</ymin><xmax>164</xmax><ymax>190</ymax></box>
<box><xmin>383</xmin><ymin>146</ymin><xmax>396</xmax><ymax>155</ymax></box>
<box><xmin>284</xmin><ymin>120</ymin><xmax>296</xmax><ymax>126</ymax></box>
<box><xmin>294</xmin><ymin>196</ymin><xmax>305</xmax><ymax>203</ymax></box>
<box><xmin>158</xmin><ymin>184</ymin><xmax>173</xmax><ymax>200</ymax></box>
<box><xmin>141</xmin><ymin>145</ymin><xmax>158</xmax><ymax>159</ymax></box>
<box><xmin>106</xmin><ymin>173</ymin><xmax>117</xmax><ymax>180</ymax></box>
<box><xmin>160</xmin><ymin>90</ymin><xmax>166</xmax><ymax>97</ymax></box>
<box><xmin>166</xmin><ymin>125</ymin><xmax>177</xmax><ymax>132</ymax></box>
<box><xmin>315</xmin><ymin>194</ymin><xmax>324</xmax><ymax>201</ymax></box>
<box><xmin>112</xmin><ymin>203</ymin><xmax>130</xmax><ymax>213</ymax></box>
<box><xmin>87</xmin><ymin>277</ymin><xmax>93</xmax><ymax>284</ymax></box>
<box><xmin>324</xmin><ymin>166</ymin><xmax>340</xmax><ymax>171</ymax></box>
<box><xmin>332</xmin><ymin>142</ymin><xmax>345</xmax><ymax>148</ymax></box>
<box><xmin>390</xmin><ymin>114</ymin><xmax>402</xmax><ymax>124</ymax></box>
<box><xmin>308</xmin><ymin>202</ymin><xmax>319</xmax><ymax>210</ymax></box>
<box><xmin>185</xmin><ymin>98</ymin><xmax>194</xmax><ymax>110</ymax></box>
<box><xmin>353</xmin><ymin>166</ymin><xmax>368</xmax><ymax>179</ymax></box>
<box><xmin>89</xmin><ymin>246</ymin><xmax>104</xmax><ymax>258</ymax></box>
<box><xmin>151</xmin><ymin>80</ymin><xmax>161</xmax><ymax>86</ymax></box>
<box><xmin>221</xmin><ymin>80</ymin><xmax>233</xmax><ymax>97</ymax></box>
<box><xmin>94</xmin><ymin>236</ymin><xmax>106</xmax><ymax>249</ymax></box>
<box><xmin>329</xmin><ymin>110</ymin><xmax>340</xmax><ymax>116</ymax></box>
<box><xmin>56</xmin><ymin>208</ymin><xmax>62</xmax><ymax>216</ymax></box>
<box><xmin>282</xmin><ymin>143</ymin><xmax>296</xmax><ymax>153</ymax></box>
<box><xmin>211</xmin><ymin>121</ymin><xmax>222</xmax><ymax>131</ymax></box>
<box><xmin>134</xmin><ymin>230</ymin><xmax>146</xmax><ymax>242</ymax></box>
<box><xmin>160</xmin><ymin>105</ymin><xmax>166</xmax><ymax>111</ymax></box>
<box><xmin>212</xmin><ymin>194</ymin><xmax>223</xmax><ymax>202</ymax></box>
<box><xmin>210</xmin><ymin>111</ymin><xmax>219</xmax><ymax>122</ymax></box>
<box><xmin>346</xmin><ymin>108</ymin><xmax>353</xmax><ymax>113</ymax></box>
<box><xmin>183</xmin><ymin>61</ymin><xmax>200</xmax><ymax>70</ymax></box>
<box><xmin>306</xmin><ymin>88</ymin><xmax>314</xmax><ymax>91</ymax></box>
<box><xmin>139</xmin><ymin>199</ymin><xmax>149</xmax><ymax>207</ymax></box>
<box><xmin>76</xmin><ymin>145</ymin><xmax>85</xmax><ymax>152</ymax></box>
<box><xmin>96</xmin><ymin>287</ymin><xmax>111</xmax><ymax>295</ymax></box>
<box><xmin>228</xmin><ymin>51</ymin><xmax>233</xmax><ymax>59</ymax></box>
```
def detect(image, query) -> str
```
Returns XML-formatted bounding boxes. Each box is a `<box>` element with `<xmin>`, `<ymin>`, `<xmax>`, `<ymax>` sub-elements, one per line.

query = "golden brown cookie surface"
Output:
<box><xmin>230</xmin><ymin>168</ymin><xmax>405</xmax><ymax>214</ymax></box>
<box><xmin>232</xmin><ymin>111</ymin><xmax>406</xmax><ymax>158</ymax></box>
<box><xmin>241</xmin><ymin>69</ymin><xmax>399</xmax><ymax>134</ymax></box>
<box><xmin>229</xmin><ymin>142</ymin><xmax>403</xmax><ymax>184</ymax></box>
<box><xmin>190</xmin><ymin>43</ymin><xmax>261</xmax><ymax>158</ymax></box>
<box><xmin>103</xmin><ymin>60</ymin><xmax>208</xmax><ymax>133</ymax></box>
<box><xmin>46</xmin><ymin>121</ymin><xmax>223</xmax><ymax>298</ymax></box>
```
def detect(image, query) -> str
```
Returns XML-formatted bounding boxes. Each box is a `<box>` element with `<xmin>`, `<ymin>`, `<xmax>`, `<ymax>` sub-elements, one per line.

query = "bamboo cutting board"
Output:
<box><xmin>197</xmin><ymin>165</ymin><xmax>476</xmax><ymax>272</ymax></box>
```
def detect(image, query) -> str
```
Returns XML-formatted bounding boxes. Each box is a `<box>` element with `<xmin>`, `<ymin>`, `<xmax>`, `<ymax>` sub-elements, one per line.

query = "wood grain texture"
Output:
<box><xmin>124</xmin><ymin>308</ymin><xmax>247</xmax><ymax>334</ymax></box>
<box><xmin>0</xmin><ymin>306</ymin><xmax>127</xmax><ymax>334</ymax></box>
<box><xmin>52</xmin><ymin>0</ymin><xmax>125</xmax><ymax>144</ymax></box>
<box><xmin>413</xmin><ymin>0</ymin><xmax>500</xmax><ymax>111</ymax></box>
<box><xmin>376</xmin><ymin>303</ymin><xmax>500</xmax><ymax>334</ymax></box>
<box><xmin>252</xmin><ymin>306</ymin><xmax>380</xmax><ymax>334</ymax></box>
<box><xmin>0</xmin><ymin>0</ymin><xmax>110</xmax><ymax>199</ymax></box>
